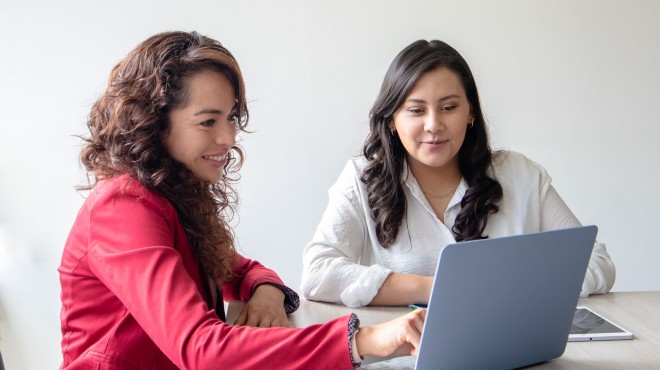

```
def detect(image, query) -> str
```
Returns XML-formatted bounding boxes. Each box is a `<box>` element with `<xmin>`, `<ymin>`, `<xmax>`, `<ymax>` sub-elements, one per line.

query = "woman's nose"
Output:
<box><xmin>214</xmin><ymin>120</ymin><xmax>237</xmax><ymax>146</ymax></box>
<box><xmin>424</xmin><ymin>111</ymin><xmax>443</xmax><ymax>133</ymax></box>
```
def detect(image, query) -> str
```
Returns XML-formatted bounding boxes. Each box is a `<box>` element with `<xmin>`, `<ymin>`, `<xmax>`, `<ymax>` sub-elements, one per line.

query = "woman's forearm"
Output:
<box><xmin>368</xmin><ymin>273</ymin><xmax>433</xmax><ymax>306</ymax></box>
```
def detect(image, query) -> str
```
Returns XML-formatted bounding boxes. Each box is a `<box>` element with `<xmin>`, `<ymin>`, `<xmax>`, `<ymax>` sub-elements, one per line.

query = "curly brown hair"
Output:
<box><xmin>362</xmin><ymin>39</ymin><xmax>503</xmax><ymax>246</ymax></box>
<box><xmin>78</xmin><ymin>31</ymin><xmax>248</xmax><ymax>282</ymax></box>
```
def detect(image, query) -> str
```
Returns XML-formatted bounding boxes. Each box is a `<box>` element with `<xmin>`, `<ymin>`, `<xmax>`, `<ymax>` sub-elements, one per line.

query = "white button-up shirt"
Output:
<box><xmin>301</xmin><ymin>150</ymin><xmax>616</xmax><ymax>307</ymax></box>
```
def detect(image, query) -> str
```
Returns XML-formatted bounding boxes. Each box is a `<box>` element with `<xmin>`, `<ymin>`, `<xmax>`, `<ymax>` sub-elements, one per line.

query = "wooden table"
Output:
<box><xmin>228</xmin><ymin>292</ymin><xmax>660</xmax><ymax>369</ymax></box>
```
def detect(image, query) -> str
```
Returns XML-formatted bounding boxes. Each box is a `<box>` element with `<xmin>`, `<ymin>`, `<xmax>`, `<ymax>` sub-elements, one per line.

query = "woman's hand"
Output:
<box><xmin>234</xmin><ymin>284</ymin><xmax>294</xmax><ymax>328</ymax></box>
<box><xmin>356</xmin><ymin>308</ymin><xmax>427</xmax><ymax>358</ymax></box>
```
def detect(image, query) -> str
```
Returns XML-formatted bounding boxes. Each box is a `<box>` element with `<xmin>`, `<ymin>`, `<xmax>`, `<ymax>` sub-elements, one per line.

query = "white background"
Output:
<box><xmin>1</xmin><ymin>1</ymin><xmax>659</xmax><ymax>369</ymax></box>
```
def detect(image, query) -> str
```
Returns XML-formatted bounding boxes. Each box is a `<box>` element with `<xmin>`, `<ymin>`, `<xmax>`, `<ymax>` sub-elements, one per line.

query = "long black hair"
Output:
<box><xmin>361</xmin><ymin>39</ymin><xmax>502</xmax><ymax>246</ymax></box>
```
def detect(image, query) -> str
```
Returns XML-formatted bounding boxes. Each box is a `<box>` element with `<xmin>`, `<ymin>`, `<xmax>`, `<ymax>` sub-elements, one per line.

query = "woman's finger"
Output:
<box><xmin>408</xmin><ymin>309</ymin><xmax>427</xmax><ymax>355</ymax></box>
<box><xmin>234</xmin><ymin>309</ymin><xmax>247</xmax><ymax>326</ymax></box>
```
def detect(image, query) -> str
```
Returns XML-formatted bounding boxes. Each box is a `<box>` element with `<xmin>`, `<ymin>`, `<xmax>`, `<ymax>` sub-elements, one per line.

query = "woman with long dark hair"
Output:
<box><xmin>302</xmin><ymin>39</ymin><xmax>615</xmax><ymax>308</ymax></box>
<box><xmin>59</xmin><ymin>31</ymin><xmax>426</xmax><ymax>370</ymax></box>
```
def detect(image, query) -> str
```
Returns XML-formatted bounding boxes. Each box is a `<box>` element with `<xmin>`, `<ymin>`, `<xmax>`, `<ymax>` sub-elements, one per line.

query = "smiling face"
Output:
<box><xmin>164</xmin><ymin>69</ymin><xmax>239</xmax><ymax>183</ymax></box>
<box><xmin>391</xmin><ymin>67</ymin><xmax>472</xmax><ymax>175</ymax></box>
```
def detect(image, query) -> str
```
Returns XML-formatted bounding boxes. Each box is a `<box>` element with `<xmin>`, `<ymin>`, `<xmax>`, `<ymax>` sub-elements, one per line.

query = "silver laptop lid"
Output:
<box><xmin>415</xmin><ymin>226</ymin><xmax>597</xmax><ymax>370</ymax></box>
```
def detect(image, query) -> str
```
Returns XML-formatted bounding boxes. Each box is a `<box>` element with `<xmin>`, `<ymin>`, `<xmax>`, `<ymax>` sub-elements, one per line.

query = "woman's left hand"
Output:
<box><xmin>234</xmin><ymin>284</ymin><xmax>294</xmax><ymax>328</ymax></box>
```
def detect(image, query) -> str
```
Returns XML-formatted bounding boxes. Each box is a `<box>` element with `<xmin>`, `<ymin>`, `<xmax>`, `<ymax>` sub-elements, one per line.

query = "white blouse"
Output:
<box><xmin>301</xmin><ymin>150</ymin><xmax>616</xmax><ymax>308</ymax></box>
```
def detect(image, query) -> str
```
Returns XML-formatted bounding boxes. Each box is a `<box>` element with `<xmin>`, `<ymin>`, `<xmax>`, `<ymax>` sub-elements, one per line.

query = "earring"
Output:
<box><xmin>390</xmin><ymin>127</ymin><xmax>396</xmax><ymax>135</ymax></box>
<box><xmin>468</xmin><ymin>119</ymin><xmax>475</xmax><ymax>128</ymax></box>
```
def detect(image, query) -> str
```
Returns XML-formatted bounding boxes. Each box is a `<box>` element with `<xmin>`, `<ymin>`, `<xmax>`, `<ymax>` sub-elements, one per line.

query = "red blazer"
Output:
<box><xmin>59</xmin><ymin>175</ymin><xmax>355</xmax><ymax>370</ymax></box>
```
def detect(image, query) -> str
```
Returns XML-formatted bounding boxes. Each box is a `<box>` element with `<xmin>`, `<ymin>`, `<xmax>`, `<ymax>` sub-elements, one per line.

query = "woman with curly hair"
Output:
<box><xmin>59</xmin><ymin>31</ymin><xmax>426</xmax><ymax>370</ymax></box>
<box><xmin>301</xmin><ymin>39</ymin><xmax>616</xmax><ymax>308</ymax></box>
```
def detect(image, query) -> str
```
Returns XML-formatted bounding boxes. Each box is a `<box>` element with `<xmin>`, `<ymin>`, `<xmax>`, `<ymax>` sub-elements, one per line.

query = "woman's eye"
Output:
<box><xmin>407</xmin><ymin>108</ymin><xmax>424</xmax><ymax>114</ymax></box>
<box><xmin>200</xmin><ymin>119</ymin><xmax>215</xmax><ymax>127</ymax></box>
<box><xmin>442</xmin><ymin>105</ymin><xmax>457</xmax><ymax>112</ymax></box>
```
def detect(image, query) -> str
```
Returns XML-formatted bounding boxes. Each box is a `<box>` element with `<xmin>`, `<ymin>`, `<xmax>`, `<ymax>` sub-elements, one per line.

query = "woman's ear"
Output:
<box><xmin>388</xmin><ymin>120</ymin><xmax>397</xmax><ymax>135</ymax></box>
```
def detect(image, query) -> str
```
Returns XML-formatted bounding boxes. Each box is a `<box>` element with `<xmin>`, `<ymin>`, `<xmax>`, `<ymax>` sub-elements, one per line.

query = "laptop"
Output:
<box><xmin>414</xmin><ymin>225</ymin><xmax>597</xmax><ymax>370</ymax></box>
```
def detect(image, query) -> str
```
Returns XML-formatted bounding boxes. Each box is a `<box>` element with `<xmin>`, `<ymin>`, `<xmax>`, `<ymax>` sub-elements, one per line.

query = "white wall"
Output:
<box><xmin>1</xmin><ymin>0</ymin><xmax>658</xmax><ymax>368</ymax></box>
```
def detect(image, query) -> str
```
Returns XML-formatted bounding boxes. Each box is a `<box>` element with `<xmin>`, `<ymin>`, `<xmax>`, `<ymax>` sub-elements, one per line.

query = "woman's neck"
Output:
<box><xmin>407</xmin><ymin>156</ymin><xmax>462</xmax><ymax>199</ymax></box>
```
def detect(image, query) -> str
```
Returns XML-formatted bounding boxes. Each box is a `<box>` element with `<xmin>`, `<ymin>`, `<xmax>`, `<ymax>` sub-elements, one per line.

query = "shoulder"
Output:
<box><xmin>325</xmin><ymin>157</ymin><xmax>370</xmax><ymax>206</ymax></box>
<box><xmin>491</xmin><ymin>150</ymin><xmax>549</xmax><ymax>178</ymax></box>
<box><xmin>92</xmin><ymin>174</ymin><xmax>153</xmax><ymax>199</ymax></box>
<box><xmin>491</xmin><ymin>149</ymin><xmax>552</xmax><ymax>189</ymax></box>
<box><xmin>89</xmin><ymin>175</ymin><xmax>173</xmax><ymax>215</ymax></box>
<box><xmin>332</xmin><ymin>157</ymin><xmax>368</xmax><ymax>188</ymax></box>
<box><xmin>345</xmin><ymin>156</ymin><xmax>369</xmax><ymax>174</ymax></box>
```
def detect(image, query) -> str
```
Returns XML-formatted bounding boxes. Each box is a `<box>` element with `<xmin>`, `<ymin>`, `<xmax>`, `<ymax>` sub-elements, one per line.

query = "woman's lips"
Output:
<box><xmin>203</xmin><ymin>154</ymin><xmax>228</xmax><ymax>168</ymax></box>
<box><xmin>422</xmin><ymin>139</ymin><xmax>449</xmax><ymax>147</ymax></box>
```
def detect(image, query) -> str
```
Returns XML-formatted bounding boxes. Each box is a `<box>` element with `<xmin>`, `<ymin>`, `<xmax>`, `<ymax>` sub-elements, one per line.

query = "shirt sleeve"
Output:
<box><xmin>87</xmin><ymin>184</ymin><xmax>355</xmax><ymax>370</ymax></box>
<box><xmin>538</xmin><ymin>173</ymin><xmax>616</xmax><ymax>296</ymax></box>
<box><xmin>301</xmin><ymin>161</ymin><xmax>392</xmax><ymax>308</ymax></box>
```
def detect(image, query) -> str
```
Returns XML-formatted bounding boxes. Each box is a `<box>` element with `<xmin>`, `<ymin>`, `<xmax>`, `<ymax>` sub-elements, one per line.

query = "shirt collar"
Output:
<box><xmin>402</xmin><ymin>159</ymin><xmax>468</xmax><ymax>214</ymax></box>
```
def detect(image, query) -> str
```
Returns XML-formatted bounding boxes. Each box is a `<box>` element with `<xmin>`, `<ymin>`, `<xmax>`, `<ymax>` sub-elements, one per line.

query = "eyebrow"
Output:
<box><xmin>193</xmin><ymin>108</ymin><xmax>224</xmax><ymax>116</ymax></box>
<box><xmin>405</xmin><ymin>94</ymin><xmax>461</xmax><ymax>104</ymax></box>
<box><xmin>193</xmin><ymin>102</ymin><xmax>238</xmax><ymax>117</ymax></box>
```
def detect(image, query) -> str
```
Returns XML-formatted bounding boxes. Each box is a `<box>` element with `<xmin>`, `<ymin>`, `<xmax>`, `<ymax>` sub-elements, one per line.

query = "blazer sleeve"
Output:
<box><xmin>222</xmin><ymin>253</ymin><xmax>300</xmax><ymax>313</ymax></box>
<box><xmin>87</xmin><ymin>184</ymin><xmax>355</xmax><ymax>370</ymax></box>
